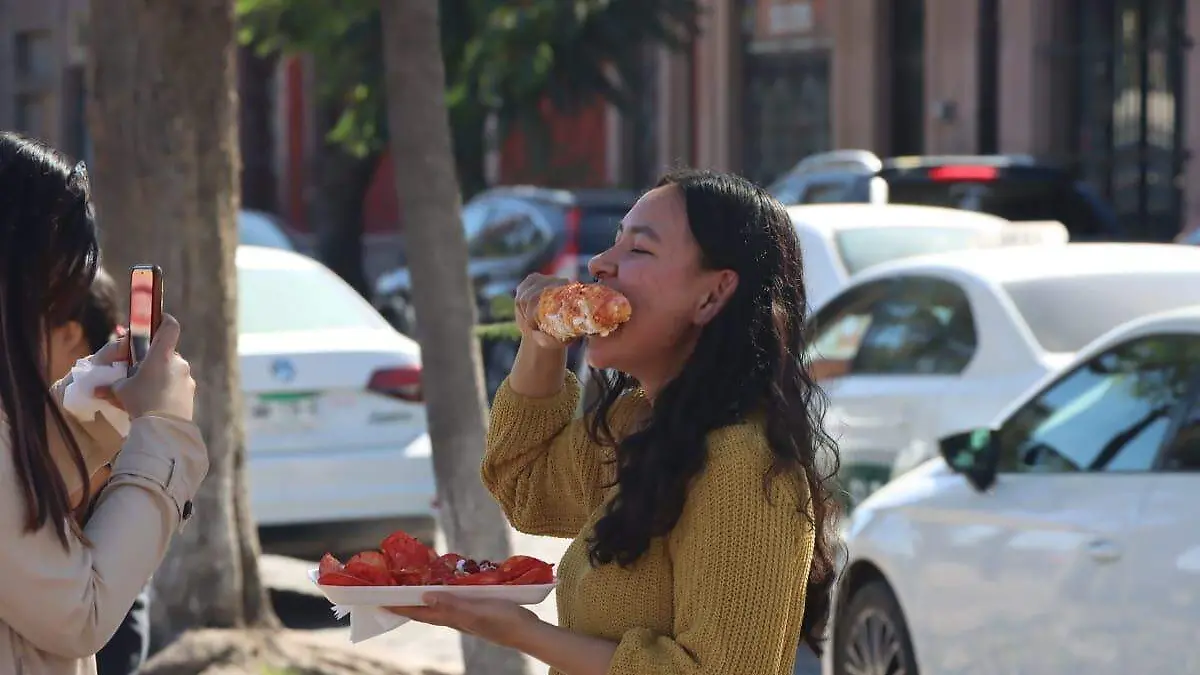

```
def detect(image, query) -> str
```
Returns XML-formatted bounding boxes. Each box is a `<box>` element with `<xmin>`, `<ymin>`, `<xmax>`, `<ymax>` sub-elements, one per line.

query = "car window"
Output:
<box><xmin>577</xmin><ymin>206</ymin><xmax>629</xmax><ymax>255</ymax></box>
<box><xmin>461</xmin><ymin>200</ymin><xmax>491</xmax><ymax>240</ymax></box>
<box><xmin>800</xmin><ymin>180</ymin><xmax>855</xmax><ymax>204</ymax></box>
<box><xmin>806</xmin><ymin>280</ymin><xmax>893</xmax><ymax>381</ymax></box>
<box><xmin>1160</xmin><ymin>384</ymin><xmax>1200</xmax><ymax>471</ymax></box>
<box><xmin>834</xmin><ymin>226</ymin><xmax>997</xmax><ymax>275</ymax></box>
<box><xmin>852</xmin><ymin>277</ymin><xmax>977</xmax><ymax>375</ymax></box>
<box><xmin>996</xmin><ymin>334</ymin><xmax>1200</xmax><ymax>474</ymax></box>
<box><xmin>1154</xmin><ymin>345</ymin><xmax>1200</xmax><ymax>472</ymax></box>
<box><xmin>1003</xmin><ymin>275</ymin><xmax>1200</xmax><ymax>353</ymax></box>
<box><xmin>767</xmin><ymin>173</ymin><xmax>809</xmax><ymax>205</ymax></box>
<box><xmin>238</xmin><ymin>211</ymin><xmax>295</xmax><ymax>250</ymax></box>
<box><xmin>239</xmin><ymin>265</ymin><xmax>392</xmax><ymax>334</ymax></box>
<box><xmin>467</xmin><ymin>205</ymin><xmax>549</xmax><ymax>259</ymax></box>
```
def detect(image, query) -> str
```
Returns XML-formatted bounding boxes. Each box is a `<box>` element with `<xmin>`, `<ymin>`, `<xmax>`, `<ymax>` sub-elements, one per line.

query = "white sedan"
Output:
<box><xmin>807</xmin><ymin>243</ymin><xmax>1200</xmax><ymax>507</ymax></box>
<box><xmin>236</xmin><ymin>245</ymin><xmax>437</xmax><ymax>552</ymax></box>
<box><xmin>788</xmin><ymin>203</ymin><xmax>1068</xmax><ymax>313</ymax></box>
<box><xmin>826</xmin><ymin>304</ymin><xmax>1200</xmax><ymax>675</ymax></box>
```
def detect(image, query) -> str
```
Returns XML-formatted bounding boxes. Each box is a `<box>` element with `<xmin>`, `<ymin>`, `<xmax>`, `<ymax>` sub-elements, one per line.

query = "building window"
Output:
<box><xmin>15</xmin><ymin>31</ymin><xmax>54</xmax><ymax>80</ymax></box>
<box><xmin>63</xmin><ymin>66</ymin><xmax>91</xmax><ymax>163</ymax></box>
<box><xmin>15</xmin><ymin>94</ymin><xmax>49</xmax><ymax>140</ymax></box>
<box><xmin>889</xmin><ymin>0</ymin><xmax>925</xmax><ymax>155</ymax></box>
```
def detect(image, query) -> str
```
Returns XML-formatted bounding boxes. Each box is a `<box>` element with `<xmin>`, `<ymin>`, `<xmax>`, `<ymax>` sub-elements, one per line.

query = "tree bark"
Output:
<box><xmin>380</xmin><ymin>3</ymin><xmax>526</xmax><ymax>674</ymax></box>
<box><xmin>308</xmin><ymin>98</ymin><xmax>377</xmax><ymax>297</ymax></box>
<box><xmin>86</xmin><ymin>0</ymin><xmax>279</xmax><ymax>650</ymax></box>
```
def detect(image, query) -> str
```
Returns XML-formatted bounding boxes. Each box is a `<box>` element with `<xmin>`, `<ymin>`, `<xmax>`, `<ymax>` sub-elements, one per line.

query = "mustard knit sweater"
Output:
<box><xmin>482</xmin><ymin>371</ymin><xmax>816</xmax><ymax>675</ymax></box>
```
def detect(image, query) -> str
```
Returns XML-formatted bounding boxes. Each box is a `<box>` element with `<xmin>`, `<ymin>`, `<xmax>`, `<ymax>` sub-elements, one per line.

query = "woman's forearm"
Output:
<box><xmin>508</xmin><ymin>339</ymin><xmax>569</xmax><ymax>398</ymax></box>
<box><xmin>511</xmin><ymin>619</ymin><xmax>618</xmax><ymax>675</ymax></box>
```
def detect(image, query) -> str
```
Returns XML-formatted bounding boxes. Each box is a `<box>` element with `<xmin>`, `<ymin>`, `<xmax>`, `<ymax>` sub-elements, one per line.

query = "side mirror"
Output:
<box><xmin>938</xmin><ymin>428</ymin><xmax>999</xmax><ymax>493</ymax></box>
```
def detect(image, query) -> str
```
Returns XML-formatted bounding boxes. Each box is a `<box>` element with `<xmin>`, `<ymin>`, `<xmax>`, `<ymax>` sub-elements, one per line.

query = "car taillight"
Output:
<box><xmin>367</xmin><ymin>365</ymin><xmax>423</xmax><ymax>402</ymax></box>
<box><xmin>928</xmin><ymin>165</ymin><xmax>999</xmax><ymax>181</ymax></box>
<box><xmin>539</xmin><ymin>207</ymin><xmax>581</xmax><ymax>281</ymax></box>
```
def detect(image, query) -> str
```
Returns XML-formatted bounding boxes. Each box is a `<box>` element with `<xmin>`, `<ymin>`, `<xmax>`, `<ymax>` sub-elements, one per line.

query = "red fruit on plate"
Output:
<box><xmin>446</xmin><ymin>570</ymin><xmax>509</xmax><ymax>586</ymax></box>
<box><xmin>318</xmin><ymin>553</ymin><xmax>344</xmax><ymax>577</ymax></box>
<box><xmin>381</xmin><ymin>531</ymin><xmax>437</xmax><ymax>571</ymax></box>
<box><xmin>343</xmin><ymin>559</ymin><xmax>394</xmax><ymax>586</ymax></box>
<box><xmin>505</xmin><ymin>564</ymin><xmax>555</xmax><ymax>585</ymax></box>
<box><xmin>496</xmin><ymin>555</ymin><xmax>554</xmax><ymax>582</ymax></box>
<box><xmin>317</xmin><ymin>571</ymin><xmax>373</xmax><ymax>586</ymax></box>
<box><xmin>346</xmin><ymin>550</ymin><xmax>390</xmax><ymax>572</ymax></box>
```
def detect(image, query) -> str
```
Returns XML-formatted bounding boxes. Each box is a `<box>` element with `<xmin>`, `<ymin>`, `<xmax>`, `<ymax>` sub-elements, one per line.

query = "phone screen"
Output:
<box><xmin>129</xmin><ymin>267</ymin><xmax>155</xmax><ymax>366</ymax></box>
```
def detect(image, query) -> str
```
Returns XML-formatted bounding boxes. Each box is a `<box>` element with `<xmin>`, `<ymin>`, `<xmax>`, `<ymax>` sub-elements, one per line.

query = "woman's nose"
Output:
<box><xmin>588</xmin><ymin>250</ymin><xmax>616</xmax><ymax>281</ymax></box>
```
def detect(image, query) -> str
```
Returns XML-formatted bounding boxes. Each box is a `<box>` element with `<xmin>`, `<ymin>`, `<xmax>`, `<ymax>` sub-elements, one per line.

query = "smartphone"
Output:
<box><xmin>128</xmin><ymin>264</ymin><xmax>164</xmax><ymax>376</ymax></box>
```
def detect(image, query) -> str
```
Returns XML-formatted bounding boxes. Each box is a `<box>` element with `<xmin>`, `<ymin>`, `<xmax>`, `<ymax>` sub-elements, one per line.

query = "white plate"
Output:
<box><xmin>307</xmin><ymin>569</ymin><xmax>557</xmax><ymax>607</ymax></box>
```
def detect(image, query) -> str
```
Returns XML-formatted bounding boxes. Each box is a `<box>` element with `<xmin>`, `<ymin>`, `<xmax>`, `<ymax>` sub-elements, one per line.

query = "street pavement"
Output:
<box><xmin>288</xmin><ymin>527</ymin><xmax>821</xmax><ymax>675</ymax></box>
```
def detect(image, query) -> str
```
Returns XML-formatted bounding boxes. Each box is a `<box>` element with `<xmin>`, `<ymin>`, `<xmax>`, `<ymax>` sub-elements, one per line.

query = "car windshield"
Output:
<box><xmin>834</xmin><ymin>226</ymin><xmax>996</xmax><ymax>275</ymax></box>
<box><xmin>239</xmin><ymin>266</ymin><xmax>390</xmax><ymax>334</ymax></box>
<box><xmin>239</xmin><ymin>212</ymin><xmax>295</xmax><ymax>250</ymax></box>
<box><xmin>1003</xmin><ymin>274</ymin><xmax>1200</xmax><ymax>353</ymax></box>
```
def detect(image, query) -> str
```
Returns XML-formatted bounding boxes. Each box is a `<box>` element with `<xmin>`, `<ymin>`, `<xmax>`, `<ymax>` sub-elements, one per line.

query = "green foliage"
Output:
<box><xmin>235</xmin><ymin>0</ymin><xmax>701</xmax><ymax>161</ymax></box>
<box><xmin>459</xmin><ymin>0</ymin><xmax>701</xmax><ymax>122</ymax></box>
<box><xmin>236</xmin><ymin>0</ymin><xmax>385</xmax><ymax>157</ymax></box>
<box><xmin>488</xmin><ymin>294</ymin><xmax>516</xmax><ymax>321</ymax></box>
<box><xmin>474</xmin><ymin>321</ymin><xmax>521</xmax><ymax>341</ymax></box>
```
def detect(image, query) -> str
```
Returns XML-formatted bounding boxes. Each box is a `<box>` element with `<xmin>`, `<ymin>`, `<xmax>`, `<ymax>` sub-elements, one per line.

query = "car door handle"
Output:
<box><xmin>1085</xmin><ymin>538</ymin><xmax>1123</xmax><ymax>564</ymax></box>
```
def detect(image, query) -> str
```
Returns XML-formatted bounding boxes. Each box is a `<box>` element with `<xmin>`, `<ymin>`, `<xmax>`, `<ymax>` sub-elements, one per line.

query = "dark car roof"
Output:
<box><xmin>477</xmin><ymin>185</ymin><xmax>637</xmax><ymax>209</ymax></box>
<box><xmin>878</xmin><ymin>154</ymin><xmax>1082</xmax><ymax>178</ymax></box>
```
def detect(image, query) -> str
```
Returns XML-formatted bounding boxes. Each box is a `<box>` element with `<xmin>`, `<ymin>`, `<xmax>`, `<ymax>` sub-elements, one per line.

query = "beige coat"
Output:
<box><xmin>0</xmin><ymin>360</ymin><xmax>208</xmax><ymax>675</ymax></box>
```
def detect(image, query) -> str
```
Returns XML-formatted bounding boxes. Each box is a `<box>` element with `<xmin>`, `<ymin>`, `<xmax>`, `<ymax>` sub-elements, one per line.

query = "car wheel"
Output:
<box><xmin>833</xmin><ymin>581</ymin><xmax>919</xmax><ymax>675</ymax></box>
<box><xmin>485</xmin><ymin>339</ymin><xmax>519</xmax><ymax>400</ymax></box>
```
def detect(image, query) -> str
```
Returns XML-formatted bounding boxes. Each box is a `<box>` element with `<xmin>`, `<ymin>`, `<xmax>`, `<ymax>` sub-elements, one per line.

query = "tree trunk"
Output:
<box><xmin>451</xmin><ymin>107</ymin><xmax>489</xmax><ymax>200</ymax></box>
<box><xmin>380</xmin><ymin>3</ymin><xmax>527</xmax><ymax>674</ymax></box>
<box><xmin>86</xmin><ymin>0</ymin><xmax>279</xmax><ymax>650</ymax></box>
<box><xmin>308</xmin><ymin>99</ymin><xmax>377</xmax><ymax>297</ymax></box>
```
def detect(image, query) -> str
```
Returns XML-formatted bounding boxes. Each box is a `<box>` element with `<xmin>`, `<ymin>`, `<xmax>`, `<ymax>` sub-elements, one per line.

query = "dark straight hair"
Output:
<box><xmin>0</xmin><ymin>132</ymin><xmax>101</xmax><ymax>547</ymax></box>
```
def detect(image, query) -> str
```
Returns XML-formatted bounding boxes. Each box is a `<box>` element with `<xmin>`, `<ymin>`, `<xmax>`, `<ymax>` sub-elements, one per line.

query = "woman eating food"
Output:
<box><xmin>391</xmin><ymin>169</ymin><xmax>843</xmax><ymax>674</ymax></box>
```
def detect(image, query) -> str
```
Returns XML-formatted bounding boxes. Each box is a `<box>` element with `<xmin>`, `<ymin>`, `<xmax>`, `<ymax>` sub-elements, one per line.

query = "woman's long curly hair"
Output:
<box><xmin>585</xmin><ymin>169</ymin><xmax>843</xmax><ymax>654</ymax></box>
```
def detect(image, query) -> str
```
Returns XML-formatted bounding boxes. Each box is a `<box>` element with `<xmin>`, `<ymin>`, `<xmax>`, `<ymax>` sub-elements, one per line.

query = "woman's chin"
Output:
<box><xmin>585</xmin><ymin>332</ymin><xmax>622</xmax><ymax>371</ymax></box>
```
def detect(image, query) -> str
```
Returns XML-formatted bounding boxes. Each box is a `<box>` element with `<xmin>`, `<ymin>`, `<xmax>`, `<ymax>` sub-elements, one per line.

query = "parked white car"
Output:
<box><xmin>826</xmin><ymin>304</ymin><xmax>1200</xmax><ymax>675</ymax></box>
<box><xmin>788</xmin><ymin>203</ymin><xmax>1067</xmax><ymax>313</ymax></box>
<box><xmin>236</xmin><ymin>245</ymin><xmax>437</xmax><ymax>552</ymax></box>
<box><xmin>808</xmin><ymin>243</ymin><xmax>1200</xmax><ymax>507</ymax></box>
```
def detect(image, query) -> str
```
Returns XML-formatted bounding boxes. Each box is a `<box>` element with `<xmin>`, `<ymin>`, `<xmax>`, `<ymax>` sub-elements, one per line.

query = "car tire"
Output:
<box><xmin>832</xmin><ymin>580</ymin><xmax>919</xmax><ymax>675</ymax></box>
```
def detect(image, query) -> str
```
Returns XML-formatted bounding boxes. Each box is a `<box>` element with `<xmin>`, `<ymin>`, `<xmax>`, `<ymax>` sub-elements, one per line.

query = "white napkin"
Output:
<box><xmin>61</xmin><ymin>357</ymin><xmax>132</xmax><ymax>437</ymax></box>
<box><xmin>330</xmin><ymin>604</ymin><xmax>410</xmax><ymax>643</ymax></box>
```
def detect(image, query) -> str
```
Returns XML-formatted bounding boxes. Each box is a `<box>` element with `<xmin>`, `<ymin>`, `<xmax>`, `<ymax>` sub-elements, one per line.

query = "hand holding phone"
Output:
<box><xmin>128</xmin><ymin>264</ymin><xmax>164</xmax><ymax>376</ymax></box>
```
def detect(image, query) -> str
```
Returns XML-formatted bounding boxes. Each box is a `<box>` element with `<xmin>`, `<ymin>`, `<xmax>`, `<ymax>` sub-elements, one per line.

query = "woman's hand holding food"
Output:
<box><xmin>514</xmin><ymin>273</ymin><xmax>571</xmax><ymax>352</ymax></box>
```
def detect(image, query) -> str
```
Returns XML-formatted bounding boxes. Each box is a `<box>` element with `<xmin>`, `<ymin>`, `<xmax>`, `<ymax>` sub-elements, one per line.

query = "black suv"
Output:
<box><xmin>373</xmin><ymin>186</ymin><xmax>637</xmax><ymax>398</ymax></box>
<box><xmin>767</xmin><ymin>150</ymin><xmax>1126</xmax><ymax>242</ymax></box>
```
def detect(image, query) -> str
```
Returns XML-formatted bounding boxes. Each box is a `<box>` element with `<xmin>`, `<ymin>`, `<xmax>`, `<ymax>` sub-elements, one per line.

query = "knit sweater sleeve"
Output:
<box><xmin>608</xmin><ymin>424</ymin><xmax>815</xmax><ymax>675</ymax></box>
<box><xmin>482</xmin><ymin>371</ymin><xmax>633</xmax><ymax>538</ymax></box>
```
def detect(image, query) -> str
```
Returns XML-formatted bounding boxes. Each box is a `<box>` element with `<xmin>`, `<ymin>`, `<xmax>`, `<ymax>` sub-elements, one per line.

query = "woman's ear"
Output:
<box><xmin>693</xmin><ymin>270</ymin><xmax>739</xmax><ymax>325</ymax></box>
<box><xmin>49</xmin><ymin>321</ymin><xmax>85</xmax><ymax>354</ymax></box>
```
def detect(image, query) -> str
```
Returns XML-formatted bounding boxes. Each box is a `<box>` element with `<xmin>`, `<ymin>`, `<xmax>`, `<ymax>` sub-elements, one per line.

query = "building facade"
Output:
<box><xmin>0</xmin><ymin>0</ymin><xmax>91</xmax><ymax>160</ymax></box>
<box><xmin>662</xmin><ymin>0</ymin><xmax>1196</xmax><ymax>240</ymax></box>
<box><xmin>5</xmin><ymin>0</ymin><xmax>1196</xmax><ymax>241</ymax></box>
